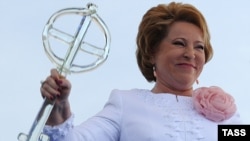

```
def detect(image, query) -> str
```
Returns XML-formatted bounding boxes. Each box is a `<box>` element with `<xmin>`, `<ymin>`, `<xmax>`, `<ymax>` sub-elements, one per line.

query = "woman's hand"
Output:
<box><xmin>40</xmin><ymin>68</ymin><xmax>71</xmax><ymax>104</ymax></box>
<box><xmin>40</xmin><ymin>68</ymin><xmax>72</xmax><ymax>125</ymax></box>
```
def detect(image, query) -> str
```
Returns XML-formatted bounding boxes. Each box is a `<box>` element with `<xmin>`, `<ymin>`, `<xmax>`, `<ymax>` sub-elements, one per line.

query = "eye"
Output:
<box><xmin>196</xmin><ymin>45</ymin><xmax>205</xmax><ymax>51</ymax></box>
<box><xmin>173</xmin><ymin>41</ymin><xmax>185</xmax><ymax>47</ymax></box>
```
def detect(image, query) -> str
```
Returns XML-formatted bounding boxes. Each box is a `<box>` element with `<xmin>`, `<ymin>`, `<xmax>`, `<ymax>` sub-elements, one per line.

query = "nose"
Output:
<box><xmin>183</xmin><ymin>47</ymin><xmax>195</xmax><ymax>59</ymax></box>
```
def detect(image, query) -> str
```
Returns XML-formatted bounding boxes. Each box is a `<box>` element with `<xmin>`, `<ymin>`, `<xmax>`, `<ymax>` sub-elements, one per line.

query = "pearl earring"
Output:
<box><xmin>153</xmin><ymin>65</ymin><xmax>157</xmax><ymax>77</ymax></box>
<box><xmin>196</xmin><ymin>79</ymin><xmax>199</xmax><ymax>85</ymax></box>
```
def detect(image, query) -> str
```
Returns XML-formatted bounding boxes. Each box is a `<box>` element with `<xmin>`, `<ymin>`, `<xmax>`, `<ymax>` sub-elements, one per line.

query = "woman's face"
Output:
<box><xmin>153</xmin><ymin>21</ymin><xmax>206</xmax><ymax>92</ymax></box>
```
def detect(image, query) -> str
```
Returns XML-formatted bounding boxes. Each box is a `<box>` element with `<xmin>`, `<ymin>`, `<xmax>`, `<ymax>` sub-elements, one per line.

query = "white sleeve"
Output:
<box><xmin>43</xmin><ymin>114</ymin><xmax>74</xmax><ymax>141</ymax></box>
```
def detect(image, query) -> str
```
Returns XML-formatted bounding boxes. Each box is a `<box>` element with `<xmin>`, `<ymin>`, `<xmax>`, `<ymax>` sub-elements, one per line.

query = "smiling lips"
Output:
<box><xmin>177</xmin><ymin>63</ymin><xmax>196</xmax><ymax>70</ymax></box>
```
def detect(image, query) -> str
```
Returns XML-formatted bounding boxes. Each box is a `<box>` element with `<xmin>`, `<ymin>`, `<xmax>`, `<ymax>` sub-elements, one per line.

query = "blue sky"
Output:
<box><xmin>1</xmin><ymin>0</ymin><xmax>250</xmax><ymax>140</ymax></box>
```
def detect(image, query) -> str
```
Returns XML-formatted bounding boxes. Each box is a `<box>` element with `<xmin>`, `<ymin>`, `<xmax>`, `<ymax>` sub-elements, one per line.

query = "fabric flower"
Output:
<box><xmin>193</xmin><ymin>86</ymin><xmax>237</xmax><ymax>122</ymax></box>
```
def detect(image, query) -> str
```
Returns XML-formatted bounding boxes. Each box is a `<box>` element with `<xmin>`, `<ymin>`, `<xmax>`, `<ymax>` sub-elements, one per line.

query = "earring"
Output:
<box><xmin>153</xmin><ymin>65</ymin><xmax>157</xmax><ymax>77</ymax></box>
<box><xmin>153</xmin><ymin>65</ymin><xmax>156</xmax><ymax>71</ymax></box>
<box><xmin>196</xmin><ymin>79</ymin><xmax>199</xmax><ymax>85</ymax></box>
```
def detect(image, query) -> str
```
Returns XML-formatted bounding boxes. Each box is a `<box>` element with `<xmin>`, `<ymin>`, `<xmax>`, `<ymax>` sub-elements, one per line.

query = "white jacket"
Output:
<box><xmin>44</xmin><ymin>89</ymin><xmax>242</xmax><ymax>141</ymax></box>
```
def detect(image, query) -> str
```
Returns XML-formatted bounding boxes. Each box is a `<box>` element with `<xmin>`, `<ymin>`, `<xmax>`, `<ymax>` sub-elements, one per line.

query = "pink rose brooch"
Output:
<box><xmin>193</xmin><ymin>86</ymin><xmax>237</xmax><ymax>122</ymax></box>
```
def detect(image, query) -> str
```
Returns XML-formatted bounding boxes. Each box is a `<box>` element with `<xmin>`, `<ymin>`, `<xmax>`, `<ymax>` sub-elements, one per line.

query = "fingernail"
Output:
<box><xmin>56</xmin><ymin>79</ymin><xmax>62</xmax><ymax>84</ymax></box>
<box><xmin>49</xmin><ymin>96</ymin><xmax>54</xmax><ymax>101</ymax></box>
<box><xmin>57</xmin><ymin>87</ymin><xmax>61</xmax><ymax>91</ymax></box>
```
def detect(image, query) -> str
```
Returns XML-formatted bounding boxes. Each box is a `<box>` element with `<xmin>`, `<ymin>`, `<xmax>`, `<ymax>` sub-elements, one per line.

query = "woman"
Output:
<box><xmin>41</xmin><ymin>2</ymin><xmax>242</xmax><ymax>141</ymax></box>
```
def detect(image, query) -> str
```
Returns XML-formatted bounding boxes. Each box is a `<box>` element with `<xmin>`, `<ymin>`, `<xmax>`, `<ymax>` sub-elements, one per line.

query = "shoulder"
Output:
<box><xmin>108</xmin><ymin>88</ymin><xmax>150</xmax><ymax>99</ymax></box>
<box><xmin>101</xmin><ymin>89</ymin><xmax>150</xmax><ymax>115</ymax></box>
<box><xmin>110</xmin><ymin>88</ymin><xmax>149</xmax><ymax>95</ymax></box>
<box><xmin>105</xmin><ymin>88</ymin><xmax>150</xmax><ymax>105</ymax></box>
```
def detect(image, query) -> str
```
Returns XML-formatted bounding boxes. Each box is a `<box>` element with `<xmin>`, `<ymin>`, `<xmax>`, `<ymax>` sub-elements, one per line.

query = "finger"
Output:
<box><xmin>40</xmin><ymin>87</ymin><xmax>55</xmax><ymax>100</ymax></box>
<box><xmin>50</xmin><ymin>68</ymin><xmax>66</xmax><ymax>80</ymax></box>
<box><xmin>46</xmin><ymin>76</ymin><xmax>60</xmax><ymax>89</ymax></box>
<box><xmin>41</xmin><ymin>83</ymin><xmax>60</xmax><ymax>99</ymax></box>
<box><xmin>50</xmin><ymin>69</ymin><xmax>60</xmax><ymax>79</ymax></box>
<box><xmin>57</xmin><ymin>78</ymin><xmax>71</xmax><ymax>88</ymax></box>
<box><xmin>41</xmin><ymin>77</ymin><xmax>61</xmax><ymax>95</ymax></box>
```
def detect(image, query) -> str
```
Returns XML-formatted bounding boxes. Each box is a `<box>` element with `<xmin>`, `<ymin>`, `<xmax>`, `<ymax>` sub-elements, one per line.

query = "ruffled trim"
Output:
<box><xmin>43</xmin><ymin>114</ymin><xmax>74</xmax><ymax>141</ymax></box>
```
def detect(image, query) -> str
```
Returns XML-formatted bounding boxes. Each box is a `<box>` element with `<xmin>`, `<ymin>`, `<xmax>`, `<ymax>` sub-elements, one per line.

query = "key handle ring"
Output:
<box><xmin>42</xmin><ymin>3</ymin><xmax>111</xmax><ymax>75</ymax></box>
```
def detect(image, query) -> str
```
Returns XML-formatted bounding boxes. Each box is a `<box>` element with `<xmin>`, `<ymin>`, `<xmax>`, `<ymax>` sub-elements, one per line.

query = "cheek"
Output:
<box><xmin>197</xmin><ymin>52</ymin><xmax>206</xmax><ymax>63</ymax></box>
<box><xmin>196</xmin><ymin>54</ymin><xmax>206</xmax><ymax>72</ymax></box>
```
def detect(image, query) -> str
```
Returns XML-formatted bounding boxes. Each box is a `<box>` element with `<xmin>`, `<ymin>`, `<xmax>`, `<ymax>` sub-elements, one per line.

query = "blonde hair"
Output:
<box><xmin>136</xmin><ymin>2</ymin><xmax>213</xmax><ymax>82</ymax></box>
